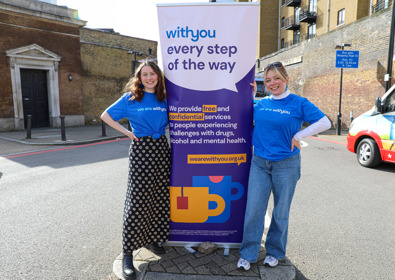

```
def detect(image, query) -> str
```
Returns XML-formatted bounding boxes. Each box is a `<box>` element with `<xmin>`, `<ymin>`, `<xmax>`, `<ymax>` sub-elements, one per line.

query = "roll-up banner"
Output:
<box><xmin>157</xmin><ymin>2</ymin><xmax>259</xmax><ymax>247</ymax></box>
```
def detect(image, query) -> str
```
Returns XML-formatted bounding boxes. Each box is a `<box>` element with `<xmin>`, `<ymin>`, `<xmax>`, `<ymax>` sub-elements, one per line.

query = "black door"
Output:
<box><xmin>21</xmin><ymin>69</ymin><xmax>50</xmax><ymax>128</ymax></box>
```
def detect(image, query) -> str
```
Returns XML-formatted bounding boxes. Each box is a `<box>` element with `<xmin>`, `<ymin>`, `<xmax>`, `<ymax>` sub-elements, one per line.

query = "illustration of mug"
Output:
<box><xmin>170</xmin><ymin>186</ymin><xmax>225</xmax><ymax>223</ymax></box>
<box><xmin>192</xmin><ymin>176</ymin><xmax>244</xmax><ymax>223</ymax></box>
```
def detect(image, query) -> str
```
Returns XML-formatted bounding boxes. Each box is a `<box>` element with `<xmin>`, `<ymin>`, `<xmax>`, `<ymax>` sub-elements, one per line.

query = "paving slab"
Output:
<box><xmin>110</xmin><ymin>245</ymin><xmax>295</xmax><ymax>280</ymax></box>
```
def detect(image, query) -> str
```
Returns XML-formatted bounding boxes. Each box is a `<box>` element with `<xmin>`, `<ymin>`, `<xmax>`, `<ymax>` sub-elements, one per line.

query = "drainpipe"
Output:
<box><xmin>279</xmin><ymin>0</ymin><xmax>281</xmax><ymax>50</ymax></box>
<box><xmin>327</xmin><ymin>0</ymin><xmax>330</xmax><ymax>32</ymax></box>
<box><xmin>369</xmin><ymin>0</ymin><xmax>372</xmax><ymax>15</ymax></box>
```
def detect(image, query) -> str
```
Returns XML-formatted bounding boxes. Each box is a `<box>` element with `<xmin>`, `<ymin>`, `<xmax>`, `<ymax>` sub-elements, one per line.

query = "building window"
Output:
<box><xmin>309</xmin><ymin>0</ymin><xmax>317</xmax><ymax>12</ymax></box>
<box><xmin>308</xmin><ymin>23</ymin><xmax>316</xmax><ymax>39</ymax></box>
<box><xmin>281</xmin><ymin>17</ymin><xmax>285</xmax><ymax>28</ymax></box>
<box><xmin>337</xmin><ymin>9</ymin><xmax>345</xmax><ymax>26</ymax></box>
<box><xmin>281</xmin><ymin>38</ymin><xmax>285</xmax><ymax>49</ymax></box>
<box><xmin>295</xmin><ymin>7</ymin><xmax>301</xmax><ymax>24</ymax></box>
<box><xmin>294</xmin><ymin>30</ymin><xmax>300</xmax><ymax>44</ymax></box>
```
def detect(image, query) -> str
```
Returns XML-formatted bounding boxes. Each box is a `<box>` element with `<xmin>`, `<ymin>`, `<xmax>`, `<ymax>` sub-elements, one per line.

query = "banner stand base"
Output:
<box><xmin>164</xmin><ymin>241</ymin><xmax>240</xmax><ymax>256</ymax></box>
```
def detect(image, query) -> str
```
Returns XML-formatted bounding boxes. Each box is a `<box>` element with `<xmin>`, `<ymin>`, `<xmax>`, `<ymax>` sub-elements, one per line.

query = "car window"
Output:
<box><xmin>384</xmin><ymin>91</ymin><xmax>395</xmax><ymax>113</ymax></box>
<box><xmin>255</xmin><ymin>91</ymin><xmax>266</xmax><ymax>97</ymax></box>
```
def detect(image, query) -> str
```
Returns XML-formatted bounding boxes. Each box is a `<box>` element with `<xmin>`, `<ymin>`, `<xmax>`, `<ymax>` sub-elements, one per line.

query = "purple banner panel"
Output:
<box><xmin>157</xmin><ymin>3</ymin><xmax>259</xmax><ymax>246</ymax></box>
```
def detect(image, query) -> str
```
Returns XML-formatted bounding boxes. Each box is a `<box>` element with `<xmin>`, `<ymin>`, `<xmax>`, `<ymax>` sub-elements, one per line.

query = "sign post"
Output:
<box><xmin>335</xmin><ymin>49</ymin><xmax>359</xmax><ymax>135</ymax></box>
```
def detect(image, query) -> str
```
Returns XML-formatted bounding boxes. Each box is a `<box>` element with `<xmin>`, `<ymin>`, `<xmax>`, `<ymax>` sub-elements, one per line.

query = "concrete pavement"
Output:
<box><xmin>0</xmin><ymin>124</ymin><xmax>129</xmax><ymax>146</ymax></box>
<box><xmin>0</xmin><ymin>125</ymin><xmax>348</xmax><ymax>280</ymax></box>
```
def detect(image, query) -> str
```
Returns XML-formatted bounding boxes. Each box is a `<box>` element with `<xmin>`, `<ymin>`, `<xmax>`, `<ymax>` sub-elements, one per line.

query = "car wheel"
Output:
<box><xmin>356</xmin><ymin>138</ymin><xmax>381</xmax><ymax>168</ymax></box>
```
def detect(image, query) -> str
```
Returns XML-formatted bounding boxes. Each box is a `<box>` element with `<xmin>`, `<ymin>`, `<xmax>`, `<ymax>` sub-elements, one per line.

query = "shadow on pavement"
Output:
<box><xmin>2</xmin><ymin>138</ymin><xmax>131</xmax><ymax>169</ymax></box>
<box><xmin>373</xmin><ymin>162</ymin><xmax>395</xmax><ymax>173</ymax></box>
<box><xmin>295</xmin><ymin>266</ymin><xmax>310</xmax><ymax>280</ymax></box>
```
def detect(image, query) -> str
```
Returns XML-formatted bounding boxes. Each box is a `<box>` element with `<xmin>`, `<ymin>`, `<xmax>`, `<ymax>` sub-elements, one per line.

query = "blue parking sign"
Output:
<box><xmin>336</xmin><ymin>50</ymin><xmax>359</xmax><ymax>68</ymax></box>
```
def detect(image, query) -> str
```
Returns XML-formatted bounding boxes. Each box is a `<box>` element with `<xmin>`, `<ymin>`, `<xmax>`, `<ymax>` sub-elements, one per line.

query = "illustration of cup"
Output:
<box><xmin>192</xmin><ymin>176</ymin><xmax>244</xmax><ymax>223</ymax></box>
<box><xmin>170</xmin><ymin>186</ymin><xmax>225</xmax><ymax>223</ymax></box>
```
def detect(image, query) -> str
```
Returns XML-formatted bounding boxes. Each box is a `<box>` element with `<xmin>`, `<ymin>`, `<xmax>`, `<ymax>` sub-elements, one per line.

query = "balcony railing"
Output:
<box><xmin>285</xmin><ymin>0</ymin><xmax>301</xmax><ymax>7</ymax></box>
<box><xmin>284</xmin><ymin>40</ymin><xmax>294</xmax><ymax>48</ymax></box>
<box><xmin>372</xmin><ymin>0</ymin><xmax>393</xmax><ymax>14</ymax></box>
<box><xmin>299</xmin><ymin>6</ymin><xmax>317</xmax><ymax>23</ymax></box>
<box><xmin>284</xmin><ymin>17</ymin><xmax>300</xmax><ymax>30</ymax></box>
<box><xmin>301</xmin><ymin>33</ymin><xmax>316</xmax><ymax>42</ymax></box>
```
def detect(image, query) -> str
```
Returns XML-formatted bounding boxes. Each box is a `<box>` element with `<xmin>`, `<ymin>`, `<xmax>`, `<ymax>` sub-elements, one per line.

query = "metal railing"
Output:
<box><xmin>372</xmin><ymin>0</ymin><xmax>393</xmax><ymax>14</ymax></box>
<box><xmin>285</xmin><ymin>0</ymin><xmax>301</xmax><ymax>7</ymax></box>
<box><xmin>284</xmin><ymin>16</ymin><xmax>300</xmax><ymax>30</ymax></box>
<box><xmin>284</xmin><ymin>40</ymin><xmax>294</xmax><ymax>48</ymax></box>
<box><xmin>300</xmin><ymin>33</ymin><xmax>316</xmax><ymax>42</ymax></box>
<box><xmin>299</xmin><ymin>6</ymin><xmax>317</xmax><ymax>22</ymax></box>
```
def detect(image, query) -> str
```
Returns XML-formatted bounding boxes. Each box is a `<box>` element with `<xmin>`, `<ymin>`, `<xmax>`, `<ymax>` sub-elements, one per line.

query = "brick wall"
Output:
<box><xmin>258</xmin><ymin>8</ymin><xmax>392</xmax><ymax>130</ymax></box>
<box><xmin>0</xmin><ymin>10</ymin><xmax>84</xmax><ymax>118</ymax></box>
<box><xmin>80</xmin><ymin>28</ymin><xmax>158</xmax><ymax>124</ymax></box>
<box><xmin>258</xmin><ymin>0</ymin><xmax>279</xmax><ymax>57</ymax></box>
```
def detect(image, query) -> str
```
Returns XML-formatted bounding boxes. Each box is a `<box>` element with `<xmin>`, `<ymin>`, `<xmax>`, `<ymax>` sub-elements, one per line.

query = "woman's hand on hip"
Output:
<box><xmin>291</xmin><ymin>137</ymin><xmax>301</xmax><ymax>151</ymax></box>
<box><xmin>126</xmin><ymin>131</ymin><xmax>139</xmax><ymax>141</ymax></box>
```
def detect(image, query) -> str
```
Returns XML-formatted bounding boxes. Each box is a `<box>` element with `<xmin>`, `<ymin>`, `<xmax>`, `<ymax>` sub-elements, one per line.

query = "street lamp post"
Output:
<box><xmin>335</xmin><ymin>43</ymin><xmax>352</xmax><ymax>135</ymax></box>
<box><xmin>386</xmin><ymin>0</ymin><xmax>395</xmax><ymax>92</ymax></box>
<box><xmin>128</xmin><ymin>50</ymin><xmax>143</xmax><ymax>77</ymax></box>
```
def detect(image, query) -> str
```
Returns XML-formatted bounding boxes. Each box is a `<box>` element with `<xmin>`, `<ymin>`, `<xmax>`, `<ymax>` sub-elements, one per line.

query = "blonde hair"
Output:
<box><xmin>263</xmin><ymin>62</ymin><xmax>289</xmax><ymax>83</ymax></box>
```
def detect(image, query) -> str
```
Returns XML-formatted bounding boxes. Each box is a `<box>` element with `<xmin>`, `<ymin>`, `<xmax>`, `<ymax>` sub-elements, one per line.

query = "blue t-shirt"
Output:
<box><xmin>106</xmin><ymin>92</ymin><xmax>168</xmax><ymax>139</ymax></box>
<box><xmin>253</xmin><ymin>93</ymin><xmax>325</xmax><ymax>161</ymax></box>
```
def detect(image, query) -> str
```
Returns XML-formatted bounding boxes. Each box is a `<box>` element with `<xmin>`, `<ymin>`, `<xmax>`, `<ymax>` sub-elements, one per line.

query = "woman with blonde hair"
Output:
<box><xmin>101</xmin><ymin>60</ymin><xmax>170</xmax><ymax>280</ymax></box>
<box><xmin>237</xmin><ymin>62</ymin><xmax>331</xmax><ymax>270</ymax></box>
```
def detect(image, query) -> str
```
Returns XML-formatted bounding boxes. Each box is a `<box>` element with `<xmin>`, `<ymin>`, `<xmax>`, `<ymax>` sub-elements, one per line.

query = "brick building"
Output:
<box><xmin>256</xmin><ymin>5</ymin><xmax>393</xmax><ymax>129</ymax></box>
<box><xmin>236</xmin><ymin>0</ymin><xmax>394</xmax><ymax>130</ymax></box>
<box><xmin>0</xmin><ymin>0</ymin><xmax>156</xmax><ymax>131</ymax></box>
<box><xmin>80</xmin><ymin>28</ymin><xmax>157</xmax><ymax>125</ymax></box>
<box><xmin>279</xmin><ymin>0</ymin><xmax>387</xmax><ymax>50</ymax></box>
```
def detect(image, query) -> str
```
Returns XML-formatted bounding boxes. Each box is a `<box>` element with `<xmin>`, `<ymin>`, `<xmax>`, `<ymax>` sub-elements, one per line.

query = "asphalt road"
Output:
<box><xmin>1</xmin><ymin>136</ymin><xmax>394</xmax><ymax>280</ymax></box>
<box><xmin>1</xmin><ymin>138</ymin><xmax>131</xmax><ymax>280</ymax></box>
<box><xmin>288</xmin><ymin>137</ymin><xmax>395</xmax><ymax>280</ymax></box>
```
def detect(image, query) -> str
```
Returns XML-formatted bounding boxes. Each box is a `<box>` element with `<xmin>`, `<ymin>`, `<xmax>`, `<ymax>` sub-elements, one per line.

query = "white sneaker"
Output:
<box><xmin>237</xmin><ymin>258</ymin><xmax>251</xmax><ymax>271</ymax></box>
<box><xmin>263</xmin><ymin>255</ymin><xmax>278</xmax><ymax>267</ymax></box>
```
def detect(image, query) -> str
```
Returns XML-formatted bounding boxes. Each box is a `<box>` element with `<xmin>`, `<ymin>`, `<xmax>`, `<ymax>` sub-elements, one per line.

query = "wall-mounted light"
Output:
<box><xmin>335</xmin><ymin>43</ymin><xmax>352</xmax><ymax>50</ymax></box>
<box><xmin>68</xmin><ymin>74</ymin><xmax>72</xmax><ymax>81</ymax></box>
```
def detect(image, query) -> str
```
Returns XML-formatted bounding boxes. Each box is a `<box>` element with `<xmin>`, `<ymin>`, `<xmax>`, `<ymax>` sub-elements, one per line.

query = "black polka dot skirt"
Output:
<box><xmin>122</xmin><ymin>134</ymin><xmax>171</xmax><ymax>253</ymax></box>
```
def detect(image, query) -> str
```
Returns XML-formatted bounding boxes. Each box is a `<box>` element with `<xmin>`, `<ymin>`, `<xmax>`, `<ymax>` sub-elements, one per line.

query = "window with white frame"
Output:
<box><xmin>294</xmin><ymin>30</ymin><xmax>300</xmax><ymax>44</ymax></box>
<box><xmin>309</xmin><ymin>0</ymin><xmax>317</xmax><ymax>12</ymax></box>
<box><xmin>338</xmin><ymin>9</ymin><xmax>345</xmax><ymax>26</ymax></box>
<box><xmin>308</xmin><ymin>23</ymin><xmax>316</xmax><ymax>39</ymax></box>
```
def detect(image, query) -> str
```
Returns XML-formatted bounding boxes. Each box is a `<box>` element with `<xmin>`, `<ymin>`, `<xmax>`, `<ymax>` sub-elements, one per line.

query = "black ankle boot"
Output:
<box><xmin>146</xmin><ymin>242</ymin><xmax>166</xmax><ymax>255</ymax></box>
<box><xmin>122</xmin><ymin>253</ymin><xmax>136</xmax><ymax>280</ymax></box>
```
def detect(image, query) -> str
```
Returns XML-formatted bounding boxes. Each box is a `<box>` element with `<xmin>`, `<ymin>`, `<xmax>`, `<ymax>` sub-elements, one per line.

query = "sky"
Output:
<box><xmin>56</xmin><ymin>0</ymin><xmax>208</xmax><ymax>42</ymax></box>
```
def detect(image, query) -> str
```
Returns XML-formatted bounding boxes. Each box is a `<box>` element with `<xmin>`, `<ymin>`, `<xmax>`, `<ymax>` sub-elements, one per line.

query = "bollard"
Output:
<box><xmin>26</xmin><ymin>115</ymin><xmax>32</xmax><ymax>139</ymax></box>
<box><xmin>350</xmin><ymin>111</ymin><xmax>354</xmax><ymax>124</ymax></box>
<box><xmin>336</xmin><ymin>112</ymin><xmax>342</xmax><ymax>135</ymax></box>
<box><xmin>60</xmin><ymin>115</ymin><xmax>66</xmax><ymax>141</ymax></box>
<box><xmin>102</xmin><ymin>120</ymin><xmax>107</xmax><ymax>137</ymax></box>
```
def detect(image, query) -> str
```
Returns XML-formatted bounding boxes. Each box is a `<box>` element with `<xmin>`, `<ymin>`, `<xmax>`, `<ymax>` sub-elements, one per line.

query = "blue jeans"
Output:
<box><xmin>239</xmin><ymin>153</ymin><xmax>301</xmax><ymax>262</ymax></box>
